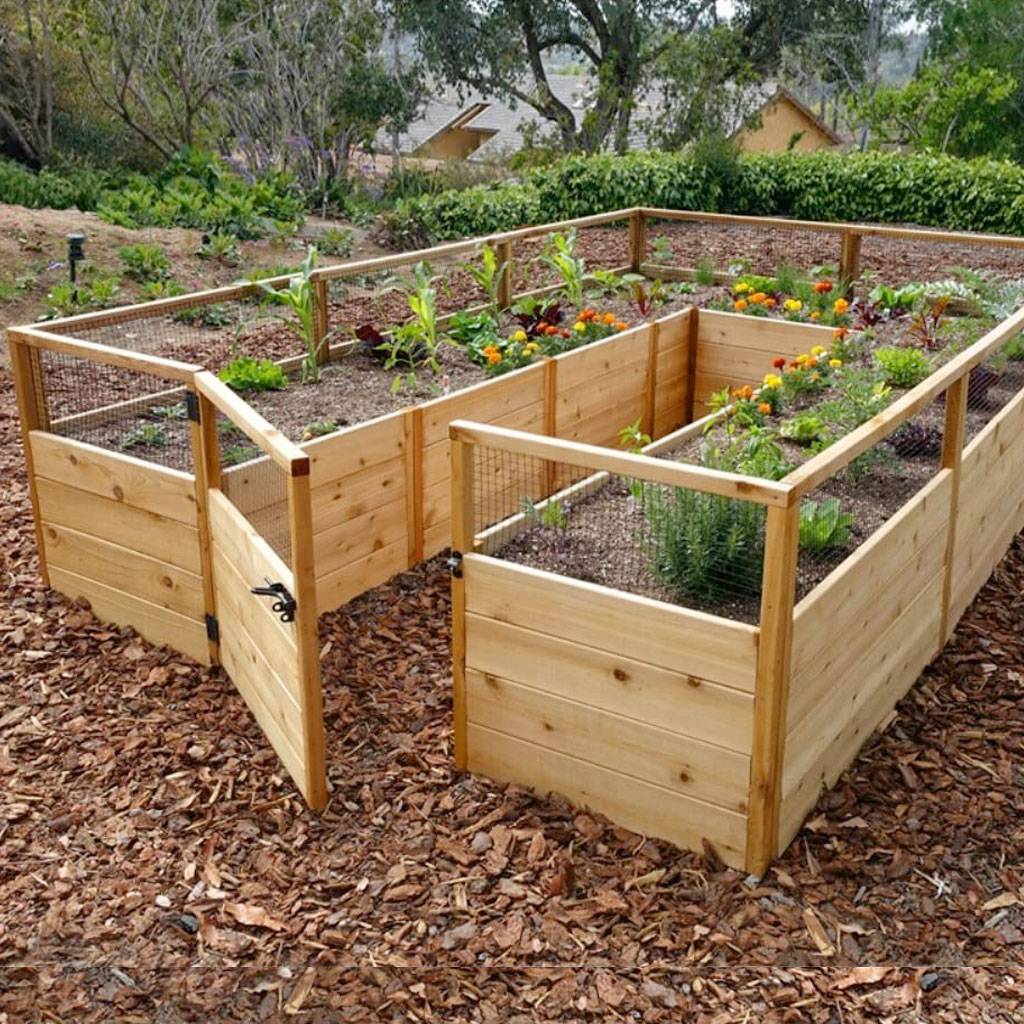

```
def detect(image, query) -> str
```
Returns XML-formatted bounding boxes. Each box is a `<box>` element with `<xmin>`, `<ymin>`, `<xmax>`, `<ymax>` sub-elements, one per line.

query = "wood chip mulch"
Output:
<box><xmin>3</xmin><ymin>351</ymin><xmax>1024</xmax><ymax>1021</ymax></box>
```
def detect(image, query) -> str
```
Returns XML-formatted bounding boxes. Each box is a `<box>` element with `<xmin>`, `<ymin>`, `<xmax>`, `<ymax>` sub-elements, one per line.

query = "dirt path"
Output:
<box><xmin>1</xmin><ymin>363</ymin><xmax>1023</xmax><ymax>1020</ymax></box>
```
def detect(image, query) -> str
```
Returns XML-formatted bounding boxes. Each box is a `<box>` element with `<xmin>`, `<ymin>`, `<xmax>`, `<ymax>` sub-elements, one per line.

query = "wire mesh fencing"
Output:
<box><xmin>470</xmin><ymin>443</ymin><xmax>768</xmax><ymax>624</ymax></box>
<box><xmin>38</xmin><ymin>346</ymin><xmax>195</xmax><ymax>472</ymax></box>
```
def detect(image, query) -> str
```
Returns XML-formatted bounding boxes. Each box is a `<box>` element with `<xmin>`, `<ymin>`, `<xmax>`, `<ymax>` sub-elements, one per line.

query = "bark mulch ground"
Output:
<box><xmin>3</xmin><ymin>366</ymin><xmax>1024</xmax><ymax>1021</ymax></box>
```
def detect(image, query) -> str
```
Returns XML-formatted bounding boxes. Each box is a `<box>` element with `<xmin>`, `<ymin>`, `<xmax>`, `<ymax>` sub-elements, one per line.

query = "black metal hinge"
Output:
<box><xmin>250</xmin><ymin>580</ymin><xmax>297</xmax><ymax>623</ymax></box>
<box><xmin>205</xmin><ymin>613</ymin><xmax>219</xmax><ymax>642</ymax></box>
<box><xmin>446</xmin><ymin>550</ymin><xmax>463</xmax><ymax>578</ymax></box>
<box><xmin>185</xmin><ymin>390</ymin><xmax>201</xmax><ymax>423</ymax></box>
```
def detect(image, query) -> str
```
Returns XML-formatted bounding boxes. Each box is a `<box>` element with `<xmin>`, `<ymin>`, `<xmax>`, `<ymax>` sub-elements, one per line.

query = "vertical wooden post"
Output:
<box><xmin>543</xmin><ymin>357</ymin><xmax>559</xmax><ymax>493</ymax></box>
<box><xmin>288</xmin><ymin>460</ymin><xmax>328</xmax><ymax>810</ymax></box>
<box><xmin>643</xmin><ymin>322</ymin><xmax>659</xmax><ymax>438</ymax></box>
<box><xmin>191</xmin><ymin>389</ymin><xmax>221</xmax><ymax>665</ymax></box>
<box><xmin>629</xmin><ymin>209</ymin><xmax>646</xmax><ymax>273</ymax></box>
<box><xmin>8</xmin><ymin>333</ymin><xmax>50</xmax><ymax>586</ymax></box>
<box><xmin>313</xmin><ymin>276</ymin><xmax>330</xmax><ymax>365</ymax></box>
<box><xmin>682</xmin><ymin>307</ymin><xmax>700</xmax><ymax>426</ymax></box>
<box><xmin>839</xmin><ymin>230</ymin><xmax>862</xmax><ymax>292</ymax></box>
<box><xmin>403</xmin><ymin>406</ymin><xmax>424</xmax><ymax>566</ymax></box>
<box><xmin>939</xmin><ymin>374</ymin><xmax>969</xmax><ymax>645</ymax></box>
<box><xmin>449</xmin><ymin>434</ymin><xmax>475</xmax><ymax>771</ymax></box>
<box><xmin>496</xmin><ymin>240</ymin><xmax>514</xmax><ymax>310</ymax></box>
<box><xmin>746</xmin><ymin>497</ymin><xmax>800</xmax><ymax>876</ymax></box>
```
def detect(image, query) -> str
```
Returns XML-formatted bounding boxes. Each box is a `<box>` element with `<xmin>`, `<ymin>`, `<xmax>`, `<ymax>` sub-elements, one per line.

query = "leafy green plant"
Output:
<box><xmin>222</xmin><ymin>444</ymin><xmax>261</xmax><ymax>466</ymax></box>
<box><xmin>774</xmin><ymin>263</ymin><xmax>801</xmax><ymax>296</ymax></box>
<box><xmin>198</xmin><ymin>233</ymin><xmax>242</xmax><ymax>265</ymax></box>
<box><xmin>799</xmin><ymin>498</ymin><xmax>854</xmax><ymax>551</ymax></box>
<box><xmin>651</xmin><ymin>235</ymin><xmax>674</xmax><ymax>263</ymax></box>
<box><xmin>120</xmin><ymin>423</ymin><xmax>168</xmax><ymax>450</ymax></box>
<box><xmin>119</xmin><ymin>243</ymin><xmax>170</xmax><ymax>282</ymax></box>
<box><xmin>152</xmin><ymin>402</ymin><xmax>188</xmax><ymax>420</ymax></box>
<box><xmin>301</xmin><ymin>420</ymin><xmax>339</xmax><ymax>440</ymax></box>
<box><xmin>140</xmin><ymin>279</ymin><xmax>186</xmax><ymax>301</ymax></box>
<box><xmin>461</xmin><ymin>243</ymin><xmax>510</xmax><ymax>313</ymax></box>
<box><xmin>694</xmin><ymin>257</ymin><xmax>716</xmax><ymax>286</ymax></box>
<box><xmin>522</xmin><ymin>495</ymin><xmax>569</xmax><ymax>530</ymax></box>
<box><xmin>618</xmin><ymin>418</ymin><xmax>652</xmax><ymax>453</ymax></box>
<box><xmin>218</xmin><ymin>356</ymin><xmax>288</xmax><ymax>392</ymax></box>
<box><xmin>868</xmin><ymin>282</ymin><xmax>925</xmax><ymax>312</ymax></box>
<box><xmin>815</xmin><ymin>368</ymin><xmax>892</xmax><ymax>432</ymax></box>
<box><xmin>540</xmin><ymin>229</ymin><xmax>586</xmax><ymax>307</ymax></box>
<box><xmin>318</xmin><ymin>226</ymin><xmax>355</xmax><ymax>258</ymax></box>
<box><xmin>1002</xmin><ymin>335</ymin><xmax>1024</xmax><ymax>361</ymax></box>
<box><xmin>780</xmin><ymin>413</ymin><xmax>826</xmax><ymax>445</ymax></box>
<box><xmin>875</xmin><ymin>346</ymin><xmax>932</xmax><ymax>388</ymax></box>
<box><xmin>43</xmin><ymin>274</ymin><xmax>122</xmax><ymax>318</ymax></box>
<box><xmin>258</xmin><ymin>246</ymin><xmax>328</xmax><ymax>384</ymax></box>
<box><xmin>173</xmin><ymin>302</ymin><xmax>235</xmax><ymax>328</ymax></box>
<box><xmin>447</xmin><ymin>309</ymin><xmax>501</xmax><ymax>349</ymax></box>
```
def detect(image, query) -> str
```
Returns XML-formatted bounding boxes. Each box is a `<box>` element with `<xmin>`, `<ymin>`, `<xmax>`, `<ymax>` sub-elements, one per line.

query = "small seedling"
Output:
<box><xmin>651</xmin><ymin>235</ymin><xmax>673</xmax><ymax>263</ymax></box>
<box><xmin>522</xmin><ymin>495</ymin><xmax>569</xmax><ymax>530</ymax></box>
<box><xmin>120</xmin><ymin>423</ymin><xmax>168</xmax><ymax>450</ymax></box>
<box><xmin>301</xmin><ymin>420</ymin><xmax>339</xmax><ymax>440</ymax></box>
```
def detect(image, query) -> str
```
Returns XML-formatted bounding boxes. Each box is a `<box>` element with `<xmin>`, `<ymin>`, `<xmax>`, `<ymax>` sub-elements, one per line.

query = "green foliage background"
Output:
<box><xmin>384</xmin><ymin>150</ymin><xmax>1024</xmax><ymax>243</ymax></box>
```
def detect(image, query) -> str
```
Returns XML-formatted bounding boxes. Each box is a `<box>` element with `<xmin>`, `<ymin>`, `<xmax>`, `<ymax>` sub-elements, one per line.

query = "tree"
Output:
<box><xmin>855</xmin><ymin>63</ymin><xmax>1017</xmax><ymax>157</ymax></box>
<box><xmin>77</xmin><ymin>0</ymin><xmax>252</xmax><ymax>159</ymax></box>
<box><xmin>224</xmin><ymin>0</ymin><xmax>422</xmax><ymax>197</ymax></box>
<box><xmin>0</xmin><ymin>0</ymin><xmax>57</xmax><ymax>164</ymax></box>
<box><xmin>402</xmin><ymin>0</ymin><xmax>720</xmax><ymax>155</ymax></box>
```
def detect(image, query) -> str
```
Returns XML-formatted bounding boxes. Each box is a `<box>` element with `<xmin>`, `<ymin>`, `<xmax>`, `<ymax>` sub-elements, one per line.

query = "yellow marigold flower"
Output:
<box><xmin>784</xmin><ymin>298</ymin><xmax>803</xmax><ymax>312</ymax></box>
<box><xmin>833</xmin><ymin>297</ymin><xmax>850</xmax><ymax>314</ymax></box>
<box><xmin>795</xmin><ymin>353</ymin><xmax>809</xmax><ymax>365</ymax></box>
<box><xmin>809</xmin><ymin>311</ymin><xmax>821</xmax><ymax>321</ymax></box>
<box><xmin>734</xmin><ymin>282</ymin><xmax>750</xmax><ymax>294</ymax></box>
<box><xmin>734</xmin><ymin>298</ymin><xmax>749</xmax><ymax>311</ymax></box>
<box><xmin>829</xmin><ymin>358</ymin><xmax>842</xmax><ymax>368</ymax></box>
<box><xmin>512</xmin><ymin>329</ymin><xmax>527</xmax><ymax>343</ymax></box>
<box><xmin>811</xmin><ymin>345</ymin><xmax>826</xmax><ymax>356</ymax></box>
<box><xmin>573</xmin><ymin>321</ymin><xmax>586</xmax><ymax>332</ymax></box>
<box><xmin>762</xmin><ymin>373</ymin><xmax>783</xmax><ymax>389</ymax></box>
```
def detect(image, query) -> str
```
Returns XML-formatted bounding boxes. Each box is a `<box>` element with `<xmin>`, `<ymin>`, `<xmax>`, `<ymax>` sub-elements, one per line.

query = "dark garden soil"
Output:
<box><xmin>3</xmin><ymin>366</ymin><xmax>1024</xmax><ymax>1020</ymax></box>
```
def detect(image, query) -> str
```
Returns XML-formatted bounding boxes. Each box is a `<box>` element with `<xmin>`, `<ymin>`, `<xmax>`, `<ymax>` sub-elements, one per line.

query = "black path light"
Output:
<box><xmin>67</xmin><ymin>232</ymin><xmax>86</xmax><ymax>301</ymax></box>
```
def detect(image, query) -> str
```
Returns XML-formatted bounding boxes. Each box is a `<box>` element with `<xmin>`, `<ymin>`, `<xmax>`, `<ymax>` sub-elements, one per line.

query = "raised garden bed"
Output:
<box><xmin>8</xmin><ymin>206</ymin><xmax>1024</xmax><ymax>873</ymax></box>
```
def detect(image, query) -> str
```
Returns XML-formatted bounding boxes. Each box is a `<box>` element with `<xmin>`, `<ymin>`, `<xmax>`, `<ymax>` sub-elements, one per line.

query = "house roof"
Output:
<box><xmin>739</xmin><ymin>86</ymin><xmax>844</xmax><ymax>146</ymax></box>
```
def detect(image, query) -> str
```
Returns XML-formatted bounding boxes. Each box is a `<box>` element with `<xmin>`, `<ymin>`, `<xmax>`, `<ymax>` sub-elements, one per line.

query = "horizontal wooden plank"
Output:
<box><xmin>421</xmin><ymin>363</ymin><xmax>545</xmax><ymax>446</ymax></box>
<box><xmin>34</xmin><ymin>476</ymin><xmax>201</xmax><ymax>575</ymax></box>
<box><xmin>468</xmin><ymin>723</ymin><xmax>747</xmax><ymax>868</ymax></box>
<box><xmin>466</xmin><ymin>614</ymin><xmax>752</xmax><ymax>752</ymax></box>
<box><xmin>555</xmin><ymin>326</ymin><xmax>651</xmax><ymax>392</ymax></box>
<box><xmin>305</xmin><ymin>409</ymin><xmax>407</xmax><ymax>488</ymax></box>
<box><xmin>315</xmin><ymin>537</ymin><xmax>408</xmax><ymax>613</ymax></box>
<box><xmin>697</xmin><ymin>310</ymin><xmax>835</xmax><ymax>356</ymax></box>
<box><xmin>780</xmin><ymin>572</ymin><xmax>944</xmax><ymax>846</ymax></box>
<box><xmin>49</xmin><ymin>565</ymin><xmax>209</xmax><ymax>664</ymax></box>
<box><xmin>30</xmin><ymin>431</ymin><xmax>198</xmax><ymax>525</ymax></box>
<box><xmin>312</xmin><ymin>495</ymin><xmax>408</xmax><ymax>582</ymax></box>
<box><xmin>42</xmin><ymin>521</ymin><xmax>204</xmax><ymax>621</ymax></box>
<box><xmin>467</xmin><ymin>670</ymin><xmax>749</xmax><ymax>812</ymax></box>
<box><xmin>464</xmin><ymin>554</ymin><xmax>758</xmax><ymax>692</ymax></box>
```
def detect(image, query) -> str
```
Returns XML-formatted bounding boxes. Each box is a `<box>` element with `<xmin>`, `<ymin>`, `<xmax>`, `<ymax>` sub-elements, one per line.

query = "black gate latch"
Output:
<box><xmin>250</xmin><ymin>580</ymin><xmax>297</xmax><ymax>622</ymax></box>
<box><xmin>446</xmin><ymin>550</ymin><xmax>463</xmax><ymax>578</ymax></box>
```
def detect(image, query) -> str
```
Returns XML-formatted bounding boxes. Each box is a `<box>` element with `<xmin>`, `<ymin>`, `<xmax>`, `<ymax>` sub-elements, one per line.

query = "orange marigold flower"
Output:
<box><xmin>814</xmin><ymin>280</ymin><xmax>834</xmax><ymax>294</ymax></box>
<box><xmin>833</xmin><ymin>327</ymin><xmax>848</xmax><ymax>339</ymax></box>
<box><xmin>763</xmin><ymin>297</ymin><xmax>776</xmax><ymax>308</ymax></box>
<box><xmin>758</xmin><ymin>402</ymin><xmax>772</xmax><ymax>414</ymax></box>
<box><xmin>734</xmin><ymin>298</ymin><xmax>749</xmax><ymax>311</ymax></box>
<box><xmin>772</xmin><ymin>357</ymin><xmax>786</xmax><ymax>369</ymax></box>
<box><xmin>603</xmin><ymin>312</ymin><xmax>616</xmax><ymax>325</ymax></box>
<box><xmin>560</xmin><ymin>328</ymin><xmax>570</xmax><ymax>338</ymax></box>
<box><xmin>545</xmin><ymin>325</ymin><xmax>559</xmax><ymax>335</ymax></box>
<box><xmin>833</xmin><ymin>297</ymin><xmax>850</xmax><ymax>314</ymax></box>
<box><xmin>750</xmin><ymin>291</ymin><xmax>768</xmax><ymax>304</ymax></box>
<box><xmin>487</xmin><ymin>351</ymin><xmax>502</xmax><ymax>365</ymax></box>
<box><xmin>614</xmin><ymin>320</ymin><xmax>627</xmax><ymax>331</ymax></box>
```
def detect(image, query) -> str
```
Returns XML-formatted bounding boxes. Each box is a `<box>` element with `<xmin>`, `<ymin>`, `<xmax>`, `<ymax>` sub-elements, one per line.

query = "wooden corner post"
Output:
<box><xmin>629</xmin><ymin>209</ymin><xmax>646</xmax><ymax>273</ymax></box>
<box><xmin>497</xmin><ymin>240</ymin><xmax>514</xmax><ymax>310</ymax></box>
<box><xmin>8</xmin><ymin>331</ymin><xmax>51</xmax><ymax>586</ymax></box>
<box><xmin>288</xmin><ymin>459</ymin><xmax>328</xmax><ymax>810</ymax></box>
<box><xmin>190</xmin><ymin>387</ymin><xmax>222</xmax><ymax>665</ymax></box>
<box><xmin>313</xmin><ymin>275</ymin><xmax>330</xmax><ymax>366</ymax></box>
<box><xmin>747</xmin><ymin>495</ymin><xmax>800</xmax><ymax>876</ymax></box>
<box><xmin>839</xmin><ymin>230</ymin><xmax>862</xmax><ymax>292</ymax></box>
<box><xmin>449</xmin><ymin>432</ymin><xmax>475</xmax><ymax>771</ymax></box>
<box><xmin>939</xmin><ymin>374</ymin><xmax>969</xmax><ymax>645</ymax></box>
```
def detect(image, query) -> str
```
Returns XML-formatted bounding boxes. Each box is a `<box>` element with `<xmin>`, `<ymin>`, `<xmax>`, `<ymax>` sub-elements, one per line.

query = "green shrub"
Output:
<box><xmin>386</xmin><ymin>149</ymin><xmax>1024</xmax><ymax>244</ymax></box>
<box><xmin>119</xmin><ymin>243</ymin><xmax>170</xmax><ymax>282</ymax></box>
<box><xmin>875</xmin><ymin>346</ymin><xmax>933</xmax><ymax>388</ymax></box>
<box><xmin>218</xmin><ymin>356</ymin><xmax>288</xmax><ymax>392</ymax></box>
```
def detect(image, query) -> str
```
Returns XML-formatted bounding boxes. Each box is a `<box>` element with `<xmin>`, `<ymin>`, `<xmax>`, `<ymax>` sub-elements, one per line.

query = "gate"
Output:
<box><xmin>194</xmin><ymin>371</ymin><xmax>327</xmax><ymax>809</ymax></box>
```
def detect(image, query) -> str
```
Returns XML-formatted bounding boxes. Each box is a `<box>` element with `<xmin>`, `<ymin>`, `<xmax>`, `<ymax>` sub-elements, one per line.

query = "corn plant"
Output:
<box><xmin>258</xmin><ymin>245</ymin><xmax>326</xmax><ymax>383</ymax></box>
<box><xmin>462</xmin><ymin>243</ymin><xmax>510</xmax><ymax>313</ymax></box>
<box><xmin>379</xmin><ymin>261</ymin><xmax>447</xmax><ymax>393</ymax></box>
<box><xmin>540</xmin><ymin>229</ymin><xmax>586</xmax><ymax>308</ymax></box>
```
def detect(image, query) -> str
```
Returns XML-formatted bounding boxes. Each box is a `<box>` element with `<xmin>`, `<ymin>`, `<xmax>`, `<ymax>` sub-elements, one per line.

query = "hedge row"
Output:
<box><xmin>384</xmin><ymin>150</ymin><xmax>1024</xmax><ymax>244</ymax></box>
